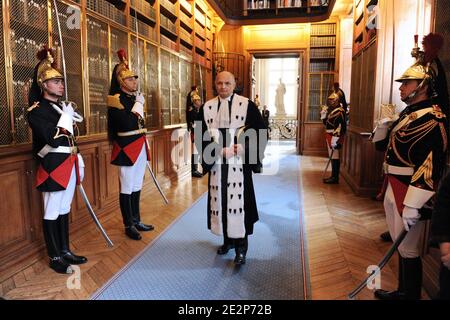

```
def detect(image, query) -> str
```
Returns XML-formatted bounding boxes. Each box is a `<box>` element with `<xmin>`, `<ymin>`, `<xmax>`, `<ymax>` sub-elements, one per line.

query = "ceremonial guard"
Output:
<box><xmin>195</xmin><ymin>71</ymin><xmax>267</xmax><ymax>265</ymax></box>
<box><xmin>373</xmin><ymin>33</ymin><xmax>448</xmax><ymax>300</ymax></box>
<box><xmin>321</xmin><ymin>92</ymin><xmax>347</xmax><ymax>184</ymax></box>
<box><xmin>187</xmin><ymin>93</ymin><xmax>203</xmax><ymax>178</ymax></box>
<box><xmin>27</xmin><ymin>47</ymin><xmax>87</xmax><ymax>274</ymax></box>
<box><xmin>107</xmin><ymin>49</ymin><xmax>154</xmax><ymax>241</ymax></box>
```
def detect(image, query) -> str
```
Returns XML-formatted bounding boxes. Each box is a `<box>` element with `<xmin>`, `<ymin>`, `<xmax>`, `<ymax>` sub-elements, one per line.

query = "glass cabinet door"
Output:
<box><xmin>0</xmin><ymin>3</ymin><xmax>12</xmax><ymax>145</ymax></box>
<box><xmin>86</xmin><ymin>15</ymin><xmax>109</xmax><ymax>134</ymax></box>
<box><xmin>110</xmin><ymin>26</ymin><xmax>128</xmax><ymax>69</ymax></box>
<box><xmin>9</xmin><ymin>0</ymin><xmax>49</xmax><ymax>144</ymax></box>
<box><xmin>145</xmin><ymin>42</ymin><xmax>159</xmax><ymax>128</ymax></box>
<box><xmin>170</xmin><ymin>53</ymin><xmax>180</xmax><ymax>124</ymax></box>
<box><xmin>180</xmin><ymin>59</ymin><xmax>193</xmax><ymax>124</ymax></box>
<box><xmin>160</xmin><ymin>49</ymin><xmax>171</xmax><ymax>126</ymax></box>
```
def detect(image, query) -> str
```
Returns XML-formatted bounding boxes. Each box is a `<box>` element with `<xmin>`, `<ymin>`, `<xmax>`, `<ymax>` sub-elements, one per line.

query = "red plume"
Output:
<box><xmin>117</xmin><ymin>49</ymin><xmax>127</xmax><ymax>62</ymax></box>
<box><xmin>422</xmin><ymin>33</ymin><xmax>444</xmax><ymax>64</ymax></box>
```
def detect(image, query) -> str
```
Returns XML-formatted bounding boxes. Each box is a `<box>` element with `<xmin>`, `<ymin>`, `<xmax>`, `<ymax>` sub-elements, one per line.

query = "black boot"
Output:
<box><xmin>191</xmin><ymin>154</ymin><xmax>202</xmax><ymax>177</ymax></box>
<box><xmin>131</xmin><ymin>191</ymin><xmax>154</xmax><ymax>232</ymax></box>
<box><xmin>217</xmin><ymin>234</ymin><xmax>235</xmax><ymax>255</ymax></box>
<box><xmin>374</xmin><ymin>254</ymin><xmax>406</xmax><ymax>300</ymax></box>
<box><xmin>323</xmin><ymin>160</ymin><xmax>339</xmax><ymax>184</ymax></box>
<box><xmin>42</xmin><ymin>219</ymin><xmax>73</xmax><ymax>274</ymax></box>
<box><xmin>380</xmin><ymin>231</ymin><xmax>392</xmax><ymax>242</ymax></box>
<box><xmin>403</xmin><ymin>257</ymin><xmax>422</xmax><ymax>300</ymax></box>
<box><xmin>58</xmin><ymin>214</ymin><xmax>87</xmax><ymax>265</ymax></box>
<box><xmin>234</xmin><ymin>236</ymin><xmax>248</xmax><ymax>265</ymax></box>
<box><xmin>120</xmin><ymin>193</ymin><xmax>142</xmax><ymax>240</ymax></box>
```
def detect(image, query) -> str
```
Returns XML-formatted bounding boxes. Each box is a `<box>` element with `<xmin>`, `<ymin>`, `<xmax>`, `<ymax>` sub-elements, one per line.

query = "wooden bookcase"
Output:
<box><xmin>352</xmin><ymin>0</ymin><xmax>378</xmax><ymax>57</ymax></box>
<box><xmin>307</xmin><ymin>22</ymin><xmax>337</xmax><ymax>122</ymax></box>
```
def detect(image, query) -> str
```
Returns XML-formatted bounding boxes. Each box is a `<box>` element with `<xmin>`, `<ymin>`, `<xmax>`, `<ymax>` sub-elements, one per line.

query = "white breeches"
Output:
<box><xmin>384</xmin><ymin>181</ymin><xmax>426</xmax><ymax>258</ymax></box>
<box><xmin>120</xmin><ymin>145</ymin><xmax>147</xmax><ymax>194</ymax></box>
<box><xmin>42</xmin><ymin>167</ymin><xmax>76</xmax><ymax>220</ymax></box>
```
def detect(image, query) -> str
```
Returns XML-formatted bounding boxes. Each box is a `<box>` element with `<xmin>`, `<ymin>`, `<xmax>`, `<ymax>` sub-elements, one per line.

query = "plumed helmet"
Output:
<box><xmin>109</xmin><ymin>49</ymin><xmax>138</xmax><ymax>95</ymax></box>
<box><xmin>191</xmin><ymin>93</ymin><xmax>201</xmax><ymax>103</ymax></box>
<box><xmin>36</xmin><ymin>47</ymin><xmax>64</xmax><ymax>87</ymax></box>
<box><xmin>28</xmin><ymin>47</ymin><xmax>63</xmax><ymax>104</ymax></box>
<box><xmin>327</xmin><ymin>92</ymin><xmax>340</xmax><ymax>108</ymax></box>
<box><xmin>395</xmin><ymin>33</ymin><xmax>444</xmax><ymax>99</ymax></box>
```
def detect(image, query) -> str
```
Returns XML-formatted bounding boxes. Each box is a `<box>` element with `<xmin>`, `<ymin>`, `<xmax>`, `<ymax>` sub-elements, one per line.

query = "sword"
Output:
<box><xmin>322</xmin><ymin>149</ymin><xmax>334</xmax><ymax>178</ymax></box>
<box><xmin>347</xmin><ymin>229</ymin><xmax>408</xmax><ymax>300</ymax></box>
<box><xmin>78</xmin><ymin>184</ymin><xmax>114</xmax><ymax>247</ymax></box>
<box><xmin>146</xmin><ymin>162</ymin><xmax>169</xmax><ymax>204</ymax></box>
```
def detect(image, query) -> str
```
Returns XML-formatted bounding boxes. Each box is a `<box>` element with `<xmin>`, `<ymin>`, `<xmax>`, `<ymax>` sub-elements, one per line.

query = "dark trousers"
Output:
<box><xmin>439</xmin><ymin>264</ymin><xmax>450</xmax><ymax>299</ymax></box>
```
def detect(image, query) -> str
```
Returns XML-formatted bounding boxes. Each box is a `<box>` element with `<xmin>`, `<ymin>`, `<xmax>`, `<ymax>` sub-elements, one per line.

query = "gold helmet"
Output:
<box><xmin>395</xmin><ymin>33</ymin><xmax>445</xmax><ymax>103</ymax></box>
<box><xmin>36</xmin><ymin>48</ymin><xmax>64</xmax><ymax>87</ymax></box>
<box><xmin>191</xmin><ymin>93</ymin><xmax>201</xmax><ymax>103</ymax></box>
<box><xmin>395</xmin><ymin>62</ymin><xmax>429</xmax><ymax>82</ymax></box>
<box><xmin>115</xmin><ymin>49</ymin><xmax>138</xmax><ymax>87</ymax></box>
<box><xmin>327</xmin><ymin>92</ymin><xmax>340</xmax><ymax>108</ymax></box>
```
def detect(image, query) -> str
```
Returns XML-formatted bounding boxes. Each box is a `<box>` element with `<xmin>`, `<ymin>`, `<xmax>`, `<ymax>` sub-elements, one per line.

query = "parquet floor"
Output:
<box><xmin>1</xmin><ymin>145</ymin><xmax>409</xmax><ymax>300</ymax></box>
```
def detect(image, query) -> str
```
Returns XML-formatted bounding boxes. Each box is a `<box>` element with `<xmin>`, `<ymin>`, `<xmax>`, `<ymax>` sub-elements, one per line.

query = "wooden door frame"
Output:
<box><xmin>246</xmin><ymin>49</ymin><xmax>307</xmax><ymax>153</ymax></box>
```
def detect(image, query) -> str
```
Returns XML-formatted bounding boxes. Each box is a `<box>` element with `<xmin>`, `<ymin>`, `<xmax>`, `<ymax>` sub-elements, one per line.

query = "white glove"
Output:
<box><xmin>132</xmin><ymin>92</ymin><xmax>145</xmax><ymax>118</ymax></box>
<box><xmin>402</xmin><ymin>206</ymin><xmax>421</xmax><ymax>231</ymax></box>
<box><xmin>135</xmin><ymin>92</ymin><xmax>145</xmax><ymax>105</ymax></box>
<box><xmin>53</xmin><ymin>102</ymin><xmax>74</xmax><ymax>135</ymax></box>
<box><xmin>320</xmin><ymin>106</ymin><xmax>328</xmax><ymax>120</ymax></box>
<box><xmin>331</xmin><ymin>136</ymin><xmax>339</xmax><ymax>149</ymax></box>
<box><xmin>77</xmin><ymin>154</ymin><xmax>85</xmax><ymax>182</ymax></box>
<box><xmin>131</xmin><ymin>102</ymin><xmax>144</xmax><ymax>118</ymax></box>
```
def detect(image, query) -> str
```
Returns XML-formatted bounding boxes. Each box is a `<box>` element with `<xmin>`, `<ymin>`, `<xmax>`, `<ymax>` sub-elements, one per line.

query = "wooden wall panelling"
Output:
<box><xmin>155</xmin><ymin>133</ymin><xmax>167</xmax><ymax>176</ymax></box>
<box><xmin>98</xmin><ymin>142</ymin><xmax>120</xmax><ymax>208</ymax></box>
<box><xmin>302</xmin><ymin>123</ymin><xmax>327</xmax><ymax>157</ymax></box>
<box><xmin>0</xmin><ymin>158</ymin><xmax>40</xmax><ymax>282</ymax></box>
<box><xmin>25</xmin><ymin>159</ymin><xmax>45</xmax><ymax>242</ymax></box>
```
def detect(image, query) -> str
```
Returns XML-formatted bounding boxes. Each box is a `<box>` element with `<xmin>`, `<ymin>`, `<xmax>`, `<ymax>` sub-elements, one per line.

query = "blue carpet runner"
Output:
<box><xmin>93</xmin><ymin>143</ymin><xmax>309</xmax><ymax>300</ymax></box>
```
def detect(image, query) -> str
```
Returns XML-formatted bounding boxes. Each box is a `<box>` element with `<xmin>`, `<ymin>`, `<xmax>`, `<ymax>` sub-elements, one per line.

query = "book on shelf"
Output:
<box><xmin>248</xmin><ymin>0</ymin><xmax>270</xmax><ymax>9</ymax></box>
<box><xmin>278</xmin><ymin>0</ymin><xmax>302</xmax><ymax>7</ymax></box>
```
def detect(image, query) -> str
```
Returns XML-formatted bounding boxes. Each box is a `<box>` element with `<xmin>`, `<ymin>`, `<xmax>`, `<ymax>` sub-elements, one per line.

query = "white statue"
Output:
<box><xmin>275</xmin><ymin>78</ymin><xmax>286</xmax><ymax>116</ymax></box>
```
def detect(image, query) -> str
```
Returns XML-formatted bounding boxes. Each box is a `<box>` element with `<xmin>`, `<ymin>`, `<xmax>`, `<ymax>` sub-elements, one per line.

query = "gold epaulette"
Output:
<box><xmin>430</xmin><ymin>105</ymin><xmax>446</xmax><ymax>119</ymax></box>
<box><xmin>27</xmin><ymin>101</ymin><xmax>40</xmax><ymax>112</ymax></box>
<box><xmin>107</xmin><ymin>94</ymin><xmax>124</xmax><ymax>110</ymax></box>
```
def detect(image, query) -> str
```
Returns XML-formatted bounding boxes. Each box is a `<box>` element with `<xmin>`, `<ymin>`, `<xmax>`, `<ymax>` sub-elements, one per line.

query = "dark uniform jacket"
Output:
<box><xmin>27</xmin><ymin>98</ymin><xmax>79</xmax><ymax>192</ymax></box>
<box><xmin>376</xmin><ymin>99</ymin><xmax>448</xmax><ymax>212</ymax></box>
<box><xmin>107</xmin><ymin>91</ymin><xmax>149</xmax><ymax>166</ymax></box>
<box><xmin>336</xmin><ymin>88</ymin><xmax>348</xmax><ymax>111</ymax></box>
<box><xmin>262</xmin><ymin>109</ymin><xmax>270</xmax><ymax>128</ymax></box>
<box><xmin>186</xmin><ymin>106</ymin><xmax>200</xmax><ymax>132</ymax></box>
<box><xmin>323</xmin><ymin>105</ymin><xmax>347</xmax><ymax>147</ymax></box>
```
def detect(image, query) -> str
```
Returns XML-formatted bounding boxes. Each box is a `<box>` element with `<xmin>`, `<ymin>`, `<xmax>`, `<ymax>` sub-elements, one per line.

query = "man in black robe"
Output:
<box><xmin>195</xmin><ymin>71</ymin><xmax>267</xmax><ymax>265</ymax></box>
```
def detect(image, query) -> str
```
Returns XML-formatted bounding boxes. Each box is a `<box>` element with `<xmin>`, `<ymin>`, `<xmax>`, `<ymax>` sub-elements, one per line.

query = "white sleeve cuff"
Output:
<box><xmin>131</xmin><ymin>102</ymin><xmax>144</xmax><ymax>118</ymax></box>
<box><xmin>77</xmin><ymin>153</ymin><xmax>85</xmax><ymax>168</ymax></box>
<box><xmin>372</xmin><ymin>125</ymin><xmax>389</xmax><ymax>143</ymax></box>
<box><xmin>403</xmin><ymin>185</ymin><xmax>435</xmax><ymax>209</ymax></box>
<box><xmin>331</xmin><ymin>136</ymin><xmax>339</xmax><ymax>144</ymax></box>
<box><xmin>57</xmin><ymin>112</ymin><xmax>74</xmax><ymax>135</ymax></box>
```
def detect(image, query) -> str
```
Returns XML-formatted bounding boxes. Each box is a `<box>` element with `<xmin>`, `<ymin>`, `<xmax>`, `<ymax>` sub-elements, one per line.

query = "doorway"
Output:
<box><xmin>249</xmin><ymin>51</ymin><xmax>306</xmax><ymax>154</ymax></box>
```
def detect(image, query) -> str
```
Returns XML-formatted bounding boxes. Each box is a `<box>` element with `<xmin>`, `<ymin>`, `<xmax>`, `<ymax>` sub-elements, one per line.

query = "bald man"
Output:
<box><xmin>195</xmin><ymin>71</ymin><xmax>267</xmax><ymax>265</ymax></box>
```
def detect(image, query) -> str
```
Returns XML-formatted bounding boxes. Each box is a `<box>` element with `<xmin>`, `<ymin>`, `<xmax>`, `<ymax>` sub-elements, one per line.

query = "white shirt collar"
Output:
<box><xmin>219</xmin><ymin>95</ymin><xmax>232</xmax><ymax>103</ymax></box>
